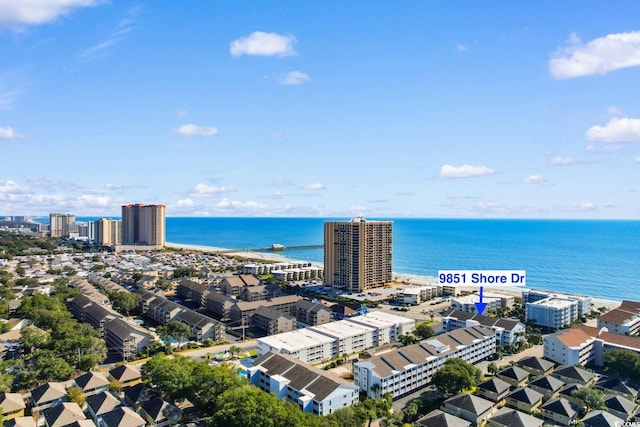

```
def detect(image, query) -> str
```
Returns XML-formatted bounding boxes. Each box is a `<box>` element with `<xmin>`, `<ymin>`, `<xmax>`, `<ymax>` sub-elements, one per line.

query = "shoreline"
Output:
<box><xmin>165</xmin><ymin>242</ymin><xmax>622</xmax><ymax>309</ymax></box>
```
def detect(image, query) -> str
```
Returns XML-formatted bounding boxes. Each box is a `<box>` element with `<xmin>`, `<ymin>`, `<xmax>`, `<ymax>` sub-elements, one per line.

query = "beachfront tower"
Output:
<box><xmin>121</xmin><ymin>204</ymin><xmax>166</xmax><ymax>247</ymax></box>
<box><xmin>324</xmin><ymin>217</ymin><xmax>392</xmax><ymax>293</ymax></box>
<box><xmin>49</xmin><ymin>213</ymin><xmax>76</xmax><ymax>238</ymax></box>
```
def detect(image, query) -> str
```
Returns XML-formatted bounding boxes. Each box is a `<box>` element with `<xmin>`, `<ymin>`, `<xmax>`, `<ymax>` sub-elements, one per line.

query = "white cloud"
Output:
<box><xmin>174</xmin><ymin>124</ymin><xmax>219</xmax><ymax>137</ymax></box>
<box><xmin>439</xmin><ymin>164</ymin><xmax>495</xmax><ymax>179</ymax></box>
<box><xmin>190</xmin><ymin>183</ymin><xmax>235</xmax><ymax>197</ymax></box>
<box><xmin>282</xmin><ymin>71</ymin><xmax>310</xmax><ymax>85</ymax></box>
<box><xmin>585</xmin><ymin>144</ymin><xmax>621</xmax><ymax>153</ymax></box>
<box><xmin>563</xmin><ymin>202</ymin><xmax>597</xmax><ymax>212</ymax></box>
<box><xmin>76</xmin><ymin>194</ymin><xmax>111</xmax><ymax>207</ymax></box>
<box><xmin>608</xmin><ymin>105</ymin><xmax>623</xmax><ymax>116</ymax></box>
<box><xmin>456</xmin><ymin>43</ymin><xmax>468</xmax><ymax>52</ymax></box>
<box><xmin>230</xmin><ymin>31</ymin><xmax>296</xmax><ymax>57</ymax></box>
<box><xmin>0</xmin><ymin>0</ymin><xmax>102</xmax><ymax>28</ymax></box>
<box><xmin>80</xmin><ymin>6</ymin><xmax>139</xmax><ymax>59</ymax></box>
<box><xmin>304</xmin><ymin>183</ymin><xmax>326</xmax><ymax>191</ymax></box>
<box><xmin>549</xmin><ymin>156</ymin><xmax>594</xmax><ymax>166</ymax></box>
<box><xmin>215</xmin><ymin>198</ymin><xmax>269</xmax><ymax>214</ymax></box>
<box><xmin>550</xmin><ymin>31</ymin><xmax>640</xmax><ymax>79</ymax></box>
<box><xmin>0</xmin><ymin>126</ymin><xmax>23</xmax><ymax>140</ymax></box>
<box><xmin>585</xmin><ymin>117</ymin><xmax>640</xmax><ymax>143</ymax></box>
<box><xmin>521</xmin><ymin>175</ymin><xmax>546</xmax><ymax>184</ymax></box>
<box><xmin>635</xmin><ymin>156</ymin><xmax>640</xmax><ymax>164</ymax></box>
<box><xmin>0</xmin><ymin>179</ymin><xmax>29</xmax><ymax>195</ymax></box>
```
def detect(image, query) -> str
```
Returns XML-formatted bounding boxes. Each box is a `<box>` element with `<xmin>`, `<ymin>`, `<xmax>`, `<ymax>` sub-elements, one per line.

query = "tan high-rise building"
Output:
<box><xmin>49</xmin><ymin>213</ymin><xmax>76</xmax><ymax>238</ymax></box>
<box><xmin>121</xmin><ymin>204</ymin><xmax>166</xmax><ymax>247</ymax></box>
<box><xmin>324</xmin><ymin>217</ymin><xmax>392</xmax><ymax>293</ymax></box>
<box><xmin>95</xmin><ymin>218</ymin><xmax>122</xmax><ymax>247</ymax></box>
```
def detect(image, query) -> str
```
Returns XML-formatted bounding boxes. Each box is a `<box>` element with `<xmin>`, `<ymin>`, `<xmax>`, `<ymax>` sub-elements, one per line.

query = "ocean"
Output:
<box><xmin>162</xmin><ymin>217</ymin><xmax>640</xmax><ymax>302</ymax></box>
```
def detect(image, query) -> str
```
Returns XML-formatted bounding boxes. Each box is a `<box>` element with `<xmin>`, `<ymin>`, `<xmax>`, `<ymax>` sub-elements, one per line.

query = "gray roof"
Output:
<box><xmin>553</xmin><ymin>365</ymin><xmax>596</xmax><ymax>384</ymax></box>
<box><xmin>603</xmin><ymin>393</ymin><xmax>636</xmax><ymax>416</ymax></box>
<box><xmin>489</xmin><ymin>407</ymin><xmax>543</xmax><ymax>427</ymax></box>
<box><xmin>596</xmin><ymin>377</ymin><xmax>639</xmax><ymax>397</ymax></box>
<box><xmin>416</xmin><ymin>409</ymin><xmax>471</xmax><ymax>427</ymax></box>
<box><xmin>442</xmin><ymin>309</ymin><xmax>522</xmax><ymax>330</ymax></box>
<box><xmin>43</xmin><ymin>402</ymin><xmax>86</xmax><ymax>427</ymax></box>
<box><xmin>498</xmin><ymin>366</ymin><xmax>529</xmax><ymax>381</ymax></box>
<box><xmin>581</xmin><ymin>410</ymin><xmax>624</xmax><ymax>427</ymax></box>
<box><xmin>541</xmin><ymin>397</ymin><xmax>577</xmax><ymax>418</ymax></box>
<box><xmin>529</xmin><ymin>375</ymin><xmax>565</xmax><ymax>393</ymax></box>
<box><xmin>85</xmin><ymin>391</ymin><xmax>121</xmax><ymax>416</ymax></box>
<box><xmin>444</xmin><ymin>393</ymin><xmax>494</xmax><ymax>416</ymax></box>
<box><xmin>516</xmin><ymin>356</ymin><xmax>555</xmax><ymax>373</ymax></box>
<box><xmin>101</xmin><ymin>406</ymin><xmax>145</xmax><ymax>427</ymax></box>
<box><xmin>507</xmin><ymin>387</ymin><xmax>544</xmax><ymax>405</ymax></box>
<box><xmin>477</xmin><ymin>377</ymin><xmax>511</xmax><ymax>395</ymax></box>
<box><xmin>74</xmin><ymin>371</ymin><xmax>109</xmax><ymax>391</ymax></box>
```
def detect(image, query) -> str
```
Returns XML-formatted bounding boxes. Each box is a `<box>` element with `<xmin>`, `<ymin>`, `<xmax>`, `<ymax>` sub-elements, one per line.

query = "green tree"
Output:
<box><xmin>432</xmin><ymin>358</ymin><xmax>483</xmax><ymax>396</ymax></box>
<box><xmin>414</xmin><ymin>322</ymin><xmax>435</xmax><ymax>340</ymax></box>
<box><xmin>605</xmin><ymin>349</ymin><xmax>640</xmax><ymax>382</ymax></box>
<box><xmin>398</xmin><ymin>333</ymin><xmax>418</xmax><ymax>346</ymax></box>
<box><xmin>188</xmin><ymin>363</ymin><xmax>245</xmax><ymax>414</ymax></box>
<box><xmin>108</xmin><ymin>291</ymin><xmax>141</xmax><ymax>316</ymax></box>
<box><xmin>488</xmin><ymin>362</ymin><xmax>499</xmax><ymax>376</ymax></box>
<box><xmin>173</xmin><ymin>267</ymin><xmax>199</xmax><ymax>278</ymax></box>
<box><xmin>572</xmin><ymin>387</ymin><xmax>605</xmax><ymax>414</ymax></box>
<box><xmin>165</xmin><ymin>321</ymin><xmax>192</xmax><ymax>348</ymax></box>
<box><xmin>32</xmin><ymin>352</ymin><xmax>73</xmax><ymax>382</ymax></box>
<box><xmin>209</xmin><ymin>384</ymin><xmax>307</xmax><ymax>427</ymax></box>
<box><xmin>19</xmin><ymin>325</ymin><xmax>50</xmax><ymax>355</ymax></box>
<box><xmin>141</xmin><ymin>354</ymin><xmax>195</xmax><ymax>402</ymax></box>
<box><xmin>131</xmin><ymin>272</ymin><xmax>144</xmax><ymax>283</ymax></box>
<box><xmin>67</xmin><ymin>387</ymin><xmax>86</xmax><ymax>406</ymax></box>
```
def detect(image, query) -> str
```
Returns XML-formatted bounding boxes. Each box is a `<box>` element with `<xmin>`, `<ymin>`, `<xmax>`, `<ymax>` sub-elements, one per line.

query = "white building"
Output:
<box><xmin>442</xmin><ymin>309</ymin><xmax>526</xmax><ymax>347</ymax></box>
<box><xmin>353</xmin><ymin>326</ymin><xmax>496</xmax><ymax>399</ymax></box>
<box><xmin>523</xmin><ymin>290</ymin><xmax>591</xmax><ymax>316</ymax></box>
<box><xmin>451</xmin><ymin>294</ymin><xmax>502</xmax><ymax>314</ymax></box>
<box><xmin>544</xmin><ymin>324</ymin><xmax>640</xmax><ymax>367</ymax></box>
<box><xmin>395</xmin><ymin>285</ymin><xmax>442</xmax><ymax>305</ymax></box>
<box><xmin>597</xmin><ymin>300</ymin><xmax>640</xmax><ymax>336</ymax></box>
<box><xmin>257</xmin><ymin>329</ymin><xmax>335</xmax><ymax>364</ymax></box>
<box><xmin>310</xmin><ymin>320</ymin><xmax>376</xmax><ymax>356</ymax></box>
<box><xmin>346</xmin><ymin>311</ymin><xmax>415</xmax><ymax>346</ymax></box>
<box><xmin>526</xmin><ymin>297</ymin><xmax>579</xmax><ymax>329</ymax></box>
<box><xmin>249</xmin><ymin>352</ymin><xmax>359</xmax><ymax>416</ymax></box>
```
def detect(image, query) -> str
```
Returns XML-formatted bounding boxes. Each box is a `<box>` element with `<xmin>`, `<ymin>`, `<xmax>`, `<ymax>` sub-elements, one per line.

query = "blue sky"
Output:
<box><xmin>1</xmin><ymin>1</ymin><xmax>640</xmax><ymax>218</ymax></box>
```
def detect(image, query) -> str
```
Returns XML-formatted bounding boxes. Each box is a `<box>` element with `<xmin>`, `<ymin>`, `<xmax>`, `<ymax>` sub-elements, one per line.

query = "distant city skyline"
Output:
<box><xmin>1</xmin><ymin>2</ymin><xmax>640</xmax><ymax>218</ymax></box>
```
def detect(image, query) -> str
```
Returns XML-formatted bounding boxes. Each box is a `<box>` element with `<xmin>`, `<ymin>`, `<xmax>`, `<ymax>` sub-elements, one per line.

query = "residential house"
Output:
<box><xmin>85</xmin><ymin>391</ymin><xmax>121</xmax><ymax>425</ymax></box>
<box><xmin>0</xmin><ymin>392</ymin><xmax>26</xmax><ymax>420</ymax></box>
<box><xmin>476</xmin><ymin>377</ymin><xmax>511</xmax><ymax>403</ymax></box>
<box><xmin>415</xmin><ymin>409</ymin><xmax>471</xmax><ymax>427</ymax></box>
<box><xmin>595</xmin><ymin>377</ymin><xmax>639</xmax><ymax>401</ymax></box>
<box><xmin>101</xmin><ymin>406</ymin><xmax>146</xmax><ymax>427</ymax></box>
<box><xmin>123</xmin><ymin>383</ymin><xmax>156</xmax><ymax>409</ymax></box>
<box><xmin>603</xmin><ymin>393</ymin><xmax>636</xmax><ymax>421</ymax></box>
<box><xmin>516</xmin><ymin>356</ymin><xmax>555</xmax><ymax>378</ymax></box>
<box><xmin>108</xmin><ymin>365</ymin><xmax>141</xmax><ymax>389</ymax></box>
<box><xmin>139</xmin><ymin>397</ymin><xmax>182</xmax><ymax>427</ymax></box>
<box><xmin>496</xmin><ymin>366</ymin><xmax>529</xmax><ymax>389</ymax></box>
<box><xmin>552</xmin><ymin>365</ymin><xmax>596</xmax><ymax>386</ymax></box>
<box><xmin>505</xmin><ymin>387</ymin><xmax>544</xmax><ymax>413</ymax></box>
<box><xmin>558</xmin><ymin>383</ymin><xmax>584</xmax><ymax>406</ymax></box>
<box><xmin>487</xmin><ymin>407</ymin><xmax>544</xmax><ymax>427</ymax></box>
<box><xmin>582</xmin><ymin>410</ymin><xmax>625</xmax><ymax>427</ymax></box>
<box><xmin>43</xmin><ymin>402</ymin><xmax>87</xmax><ymax>427</ymax></box>
<box><xmin>441</xmin><ymin>393</ymin><xmax>496</xmax><ymax>426</ymax></box>
<box><xmin>528</xmin><ymin>375</ymin><xmax>565</xmax><ymax>402</ymax></box>
<box><xmin>73</xmin><ymin>371</ymin><xmax>109</xmax><ymax>397</ymax></box>
<box><xmin>29</xmin><ymin>382</ymin><xmax>67</xmax><ymax>414</ymax></box>
<box><xmin>539</xmin><ymin>397</ymin><xmax>578</xmax><ymax>426</ymax></box>
<box><xmin>4</xmin><ymin>416</ymin><xmax>36</xmax><ymax>427</ymax></box>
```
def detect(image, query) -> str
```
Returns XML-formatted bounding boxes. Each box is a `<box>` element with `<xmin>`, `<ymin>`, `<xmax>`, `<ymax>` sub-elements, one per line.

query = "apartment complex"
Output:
<box><xmin>324</xmin><ymin>217</ymin><xmax>392</xmax><ymax>293</ymax></box>
<box><xmin>249</xmin><ymin>352</ymin><xmax>359</xmax><ymax>416</ymax></box>
<box><xmin>442</xmin><ymin>309</ymin><xmax>526</xmax><ymax>347</ymax></box>
<box><xmin>525</xmin><ymin>297</ymin><xmax>579</xmax><ymax>330</ymax></box>
<box><xmin>353</xmin><ymin>325</ymin><xmax>496</xmax><ymax>398</ymax></box>
<box><xmin>544</xmin><ymin>324</ymin><xmax>640</xmax><ymax>366</ymax></box>
<box><xmin>95</xmin><ymin>218</ymin><xmax>122</xmax><ymax>247</ymax></box>
<box><xmin>49</xmin><ymin>213</ymin><xmax>76</xmax><ymax>237</ymax></box>
<box><xmin>121</xmin><ymin>204</ymin><xmax>166</xmax><ymax>247</ymax></box>
<box><xmin>597</xmin><ymin>300</ymin><xmax>640</xmax><ymax>336</ymax></box>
